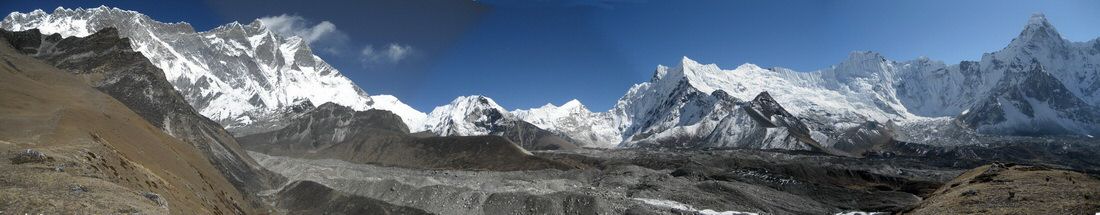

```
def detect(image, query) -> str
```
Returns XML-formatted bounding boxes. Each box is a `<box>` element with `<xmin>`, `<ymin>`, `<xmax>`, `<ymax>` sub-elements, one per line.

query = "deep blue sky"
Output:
<box><xmin>3</xmin><ymin>1</ymin><xmax>1100</xmax><ymax>112</ymax></box>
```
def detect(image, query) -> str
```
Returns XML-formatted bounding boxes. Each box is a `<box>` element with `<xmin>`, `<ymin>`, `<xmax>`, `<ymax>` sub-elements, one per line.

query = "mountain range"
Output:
<box><xmin>3</xmin><ymin>5</ymin><xmax>1100</xmax><ymax>215</ymax></box>
<box><xmin>5</xmin><ymin>8</ymin><xmax>1097</xmax><ymax>153</ymax></box>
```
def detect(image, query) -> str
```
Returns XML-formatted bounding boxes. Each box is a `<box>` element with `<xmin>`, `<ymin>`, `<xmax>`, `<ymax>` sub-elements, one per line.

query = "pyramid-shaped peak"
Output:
<box><xmin>1028</xmin><ymin>13</ymin><xmax>1050</xmax><ymax>26</ymax></box>
<box><xmin>562</xmin><ymin>99</ymin><xmax>583</xmax><ymax>108</ymax></box>
<box><xmin>680</xmin><ymin>56</ymin><xmax>701</xmax><ymax>67</ymax></box>
<box><xmin>1011</xmin><ymin>13</ymin><xmax>1064</xmax><ymax>47</ymax></box>
<box><xmin>753</xmin><ymin>91</ymin><xmax>774</xmax><ymax>101</ymax></box>
<box><xmin>749</xmin><ymin>91</ymin><xmax>791</xmax><ymax>119</ymax></box>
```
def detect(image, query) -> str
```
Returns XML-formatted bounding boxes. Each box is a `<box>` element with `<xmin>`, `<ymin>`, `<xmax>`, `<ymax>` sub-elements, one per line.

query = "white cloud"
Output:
<box><xmin>257</xmin><ymin>14</ymin><xmax>346</xmax><ymax>44</ymax></box>
<box><xmin>360</xmin><ymin>43</ymin><xmax>414</xmax><ymax>64</ymax></box>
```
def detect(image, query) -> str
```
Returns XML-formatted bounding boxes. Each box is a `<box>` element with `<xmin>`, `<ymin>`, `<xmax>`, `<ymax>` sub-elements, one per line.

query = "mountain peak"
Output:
<box><xmin>1027</xmin><ymin>13</ymin><xmax>1049</xmax><ymax>27</ymax></box>
<box><xmin>561</xmin><ymin>99</ymin><xmax>584</xmax><ymax>109</ymax></box>
<box><xmin>827</xmin><ymin>51</ymin><xmax>890</xmax><ymax>80</ymax></box>
<box><xmin>445</xmin><ymin>95</ymin><xmax>507</xmax><ymax>112</ymax></box>
<box><xmin>680</xmin><ymin>56</ymin><xmax>699</xmax><ymax>66</ymax></box>
<box><xmin>422</xmin><ymin>95</ymin><xmax>514</xmax><ymax>136</ymax></box>
<box><xmin>1010</xmin><ymin>12</ymin><xmax>1064</xmax><ymax>48</ymax></box>
<box><xmin>845</xmin><ymin>51</ymin><xmax>886</xmax><ymax>63</ymax></box>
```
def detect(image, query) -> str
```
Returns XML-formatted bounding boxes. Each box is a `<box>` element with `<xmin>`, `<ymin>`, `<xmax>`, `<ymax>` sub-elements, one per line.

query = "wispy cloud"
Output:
<box><xmin>257</xmin><ymin>14</ymin><xmax>348</xmax><ymax>48</ymax></box>
<box><xmin>360</xmin><ymin>44</ymin><xmax>413</xmax><ymax>64</ymax></box>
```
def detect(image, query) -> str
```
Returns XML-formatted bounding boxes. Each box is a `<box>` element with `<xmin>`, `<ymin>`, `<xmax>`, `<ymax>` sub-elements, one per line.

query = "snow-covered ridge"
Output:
<box><xmin>1</xmin><ymin>6</ymin><xmax>426</xmax><ymax>129</ymax></box>
<box><xmin>513</xmin><ymin>99</ymin><xmax>621</xmax><ymax>148</ymax></box>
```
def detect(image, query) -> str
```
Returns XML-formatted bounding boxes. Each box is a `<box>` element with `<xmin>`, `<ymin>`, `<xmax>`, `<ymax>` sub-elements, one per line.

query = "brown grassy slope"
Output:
<box><xmin>0</xmin><ymin>28</ymin><xmax>282</xmax><ymax>208</ymax></box>
<box><xmin>906</xmin><ymin>163</ymin><xmax>1100</xmax><ymax>215</ymax></box>
<box><xmin>0</xmin><ymin>38</ymin><xmax>254</xmax><ymax>214</ymax></box>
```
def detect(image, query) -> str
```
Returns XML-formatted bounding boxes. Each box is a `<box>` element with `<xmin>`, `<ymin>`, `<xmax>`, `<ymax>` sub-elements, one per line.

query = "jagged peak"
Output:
<box><xmin>5</xmin><ymin>6</ymin><xmax>197</xmax><ymax>36</ymax></box>
<box><xmin>1009</xmin><ymin>12</ymin><xmax>1065</xmax><ymax>48</ymax></box>
<box><xmin>444</xmin><ymin>95</ymin><xmax>506</xmax><ymax>111</ymax></box>
<box><xmin>670</xmin><ymin>56</ymin><xmax>723</xmax><ymax>77</ymax></box>
<box><xmin>48</xmin><ymin>5</ymin><xmax>139</xmax><ymax>17</ymax></box>
<box><xmin>825</xmin><ymin>51</ymin><xmax>893</xmax><ymax>79</ymax></box>
<box><xmin>680</xmin><ymin>56</ymin><xmax>700</xmax><ymax>67</ymax></box>
<box><xmin>215</xmin><ymin>21</ymin><xmax>247</xmax><ymax>32</ymax></box>
<box><xmin>677</xmin><ymin>56</ymin><xmax>723</xmax><ymax>71</ymax></box>
<box><xmin>843</xmin><ymin>51</ymin><xmax>887</xmax><ymax>64</ymax></box>
<box><xmin>1027</xmin><ymin>13</ymin><xmax>1050</xmax><ymax>28</ymax></box>
<box><xmin>749</xmin><ymin>91</ymin><xmax>796</xmax><ymax>119</ymax></box>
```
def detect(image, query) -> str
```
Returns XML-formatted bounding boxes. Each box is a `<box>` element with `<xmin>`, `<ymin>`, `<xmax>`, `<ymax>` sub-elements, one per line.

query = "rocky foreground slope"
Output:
<box><xmin>906</xmin><ymin>163</ymin><xmax>1100</xmax><ymax>214</ymax></box>
<box><xmin>0</xmin><ymin>28</ymin><xmax>282</xmax><ymax>208</ymax></box>
<box><xmin>0</xmin><ymin>34</ymin><xmax>255</xmax><ymax>214</ymax></box>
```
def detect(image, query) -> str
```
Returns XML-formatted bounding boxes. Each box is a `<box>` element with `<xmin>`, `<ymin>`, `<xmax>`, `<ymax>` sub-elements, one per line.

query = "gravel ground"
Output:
<box><xmin>250</xmin><ymin>148</ymin><xmax>951</xmax><ymax>215</ymax></box>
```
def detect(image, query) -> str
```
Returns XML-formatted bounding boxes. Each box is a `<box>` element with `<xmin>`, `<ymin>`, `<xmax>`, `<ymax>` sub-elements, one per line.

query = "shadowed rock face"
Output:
<box><xmin>0</xmin><ymin>28</ymin><xmax>283</xmax><ymax>207</ymax></box>
<box><xmin>831</xmin><ymin>121</ymin><xmax>899</xmax><ymax>156</ymax></box>
<box><xmin>239</xmin><ymin>102</ymin><xmax>578</xmax><ymax>171</ymax></box>
<box><xmin>275</xmin><ymin>180</ymin><xmax>431</xmax><ymax>215</ymax></box>
<box><xmin>745</xmin><ymin>91</ymin><xmax>827</xmax><ymax>151</ymax></box>
<box><xmin>959</xmin><ymin>62</ymin><xmax>1100</xmax><ymax>136</ymax></box>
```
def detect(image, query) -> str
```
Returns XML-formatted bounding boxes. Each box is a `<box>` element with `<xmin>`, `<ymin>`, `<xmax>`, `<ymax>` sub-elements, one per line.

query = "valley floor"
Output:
<box><xmin>251</xmin><ymin>147</ymin><xmax>959</xmax><ymax>214</ymax></box>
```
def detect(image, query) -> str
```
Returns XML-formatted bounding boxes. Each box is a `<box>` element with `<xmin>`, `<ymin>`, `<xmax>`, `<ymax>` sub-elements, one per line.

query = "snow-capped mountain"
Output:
<box><xmin>422</xmin><ymin>96</ymin><xmax>511</xmax><ymax>136</ymax></box>
<box><xmin>422</xmin><ymin>96</ymin><xmax>578</xmax><ymax>150</ymax></box>
<box><xmin>898</xmin><ymin>14</ymin><xmax>1100</xmax><ymax>137</ymax></box>
<box><xmin>515</xmin><ymin>14</ymin><xmax>1100</xmax><ymax>149</ymax></box>
<box><xmin>958</xmin><ymin>62</ymin><xmax>1100</xmax><ymax>136</ymax></box>
<box><xmin>0</xmin><ymin>6</ymin><xmax>425</xmax><ymax>130</ymax></box>
<box><xmin>513</xmin><ymin>100</ymin><xmax>621</xmax><ymax>148</ymax></box>
<box><xmin>602</xmin><ymin>58</ymin><xmax>835</xmax><ymax>149</ymax></box>
<box><xmin>5</xmin><ymin>7</ymin><xmax>1093</xmax><ymax>151</ymax></box>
